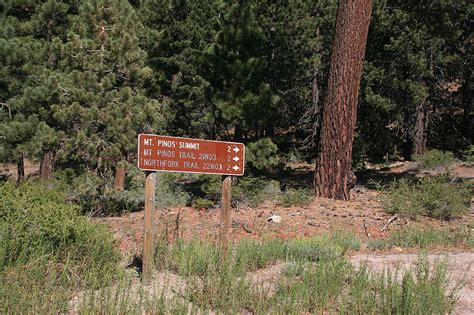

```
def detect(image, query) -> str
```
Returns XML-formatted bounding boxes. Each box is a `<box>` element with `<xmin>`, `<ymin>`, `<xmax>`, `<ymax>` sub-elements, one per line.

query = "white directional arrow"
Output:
<box><xmin>233</xmin><ymin>147</ymin><xmax>240</xmax><ymax>153</ymax></box>
<box><xmin>233</xmin><ymin>156</ymin><xmax>240</xmax><ymax>162</ymax></box>
<box><xmin>232</xmin><ymin>165</ymin><xmax>240</xmax><ymax>171</ymax></box>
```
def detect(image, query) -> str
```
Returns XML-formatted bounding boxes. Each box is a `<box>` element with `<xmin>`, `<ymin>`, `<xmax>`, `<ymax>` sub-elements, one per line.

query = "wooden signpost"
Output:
<box><xmin>137</xmin><ymin>134</ymin><xmax>245</xmax><ymax>284</ymax></box>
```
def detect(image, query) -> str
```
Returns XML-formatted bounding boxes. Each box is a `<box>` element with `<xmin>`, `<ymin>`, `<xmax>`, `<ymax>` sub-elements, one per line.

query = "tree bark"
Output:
<box><xmin>314</xmin><ymin>0</ymin><xmax>372</xmax><ymax>200</ymax></box>
<box><xmin>114</xmin><ymin>163</ymin><xmax>126</xmax><ymax>190</ymax></box>
<box><xmin>412</xmin><ymin>103</ymin><xmax>428</xmax><ymax>156</ymax></box>
<box><xmin>39</xmin><ymin>150</ymin><xmax>55</xmax><ymax>181</ymax></box>
<box><xmin>17</xmin><ymin>154</ymin><xmax>24</xmax><ymax>185</ymax></box>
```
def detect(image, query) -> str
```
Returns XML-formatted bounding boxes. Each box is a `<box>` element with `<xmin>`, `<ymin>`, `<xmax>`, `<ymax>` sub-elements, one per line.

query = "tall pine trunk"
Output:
<box><xmin>412</xmin><ymin>103</ymin><xmax>428</xmax><ymax>155</ymax></box>
<box><xmin>17</xmin><ymin>154</ymin><xmax>24</xmax><ymax>184</ymax></box>
<box><xmin>314</xmin><ymin>0</ymin><xmax>372</xmax><ymax>200</ymax></box>
<box><xmin>39</xmin><ymin>150</ymin><xmax>55</xmax><ymax>181</ymax></box>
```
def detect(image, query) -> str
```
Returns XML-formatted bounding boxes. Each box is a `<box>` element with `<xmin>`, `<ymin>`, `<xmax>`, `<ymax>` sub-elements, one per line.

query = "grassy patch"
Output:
<box><xmin>279</xmin><ymin>188</ymin><xmax>313</xmax><ymax>207</ymax></box>
<box><xmin>367</xmin><ymin>226</ymin><xmax>473</xmax><ymax>250</ymax></box>
<box><xmin>176</xmin><ymin>248</ymin><xmax>459</xmax><ymax>314</ymax></box>
<box><xmin>73</xmin><ymin>253</ymin><xmax>460</xmax><ymax>314</ymax></box>
<box><xmin>413</xmin><ymin>149</ymin><xmax>455</xmax><ymax>169</ymax></box>
<box><xmin>390</xmin><ymin>226</ymin><xmax>472</xmax><ymax>248</ymax></box>
<box><xmin>3</xmin><ymin>226</ymin><xmax>464</xmax><ymax>313</ymax></box>
<box><xmin>339</xmin><ymin>257</ymin><xmax>459</xmax><ymax>314</ymax></box>
<box><xmin>154</xmin><ymin>233</ymin><xmax>356</xmax><ymax>279</ymax></box>
<box><xmin>379</xmin><ymin>175</ymin><xmax>471</xmax><ymax>219</ymax></box>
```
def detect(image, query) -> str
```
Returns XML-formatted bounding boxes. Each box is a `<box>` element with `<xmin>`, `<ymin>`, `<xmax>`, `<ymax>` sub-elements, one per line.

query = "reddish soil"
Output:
<box><xmin>95</xmin><ymin>162</ymin><xmax>473</xmax><ymax>261</ymax></box>
<box><xmin>99</xmin><ymin>188</ymin><xmax>472</xmax><ymax>257</ymax></box>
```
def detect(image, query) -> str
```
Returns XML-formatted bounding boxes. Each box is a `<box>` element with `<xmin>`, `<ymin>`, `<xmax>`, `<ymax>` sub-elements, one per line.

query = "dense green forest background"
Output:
<box><xmin>1</xmin><ymin>0</ymin><xmax>472</xmax><ymax>204</ymax></box>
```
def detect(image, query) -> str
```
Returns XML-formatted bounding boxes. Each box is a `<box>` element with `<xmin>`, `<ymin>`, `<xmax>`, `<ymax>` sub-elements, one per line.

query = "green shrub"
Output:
<box><xmin>233</xmin><ymin>177</ymin><xmax>281</xmax><ymax>206</ymax></box>
<box><xmin>54</xmin><ymin>171</ymin><xmax>103</xmax><ymax>214</ymax></box>
<box><xmin>280</xmin><ymin>188</ymin><xmax>313</xmax><ymax>207</ymax></box>
<box><xmin>54</xmin><ymin>166</ymin><xmax>190</xmax><ymax>214</ymax></box>
<box><xmin>330</xmin><ymin>231</ymin><xmax>362</xmax><ymax>251</ymax></box>
<box><xmin>284</xmin><ymin>147</ymin><xmax>306</xmax><ymax>164</ymax></box>
<box><xmin>198</xmin><ymin>174</ymin><xmax>222</xmax><ymax>201</ymax></box>
<box><xmin>0</xmin><ymin>180</ymin><xmax>119</xmax><ymax>274</ymax></box>
<box><xmin>192</xmin><ymin>197</ymin><xmax>215</xmax><ymax>209</ymax></box>
<box><xmin>286</xmin><ymin>237</ymin><xmax>344</xmax><ymax>262</ymax></box>
<box><xmin>155</xmin><ymin>172</ymin><xmax>190</xmax><ymax>208</ymax></box>
<box><xmin>246</xmin><ymin>138</ymin><xmax>279</xmax><ymax>172</ymax></box>
<box><xmin>54</xmin><ymin>170</ymin><xmax>143</xmax><ymax>214</ymax></box>
<box><xmin>103</xmin><ymin>188</ymin><xmax>144</xmax><ymax>213</ymax></box>
<box><xmin>379</xmin><ymin>176</ymin><xmax>471</xmax><ymax>220</ymax></box>
<box><xmin>413</xmin><ymin>149</ymin><xmax>455</xmax><ymax>169</ymax></box>
<box><xmin>232</xmin><ymin>238</ymin><xmax>286</xmax><ymax>272</ymax></box>
<box><xmin>462</xmin><ymin>145</ymin><xmax>474</xmax><ymax>162</ymax></box>
<box><xmin>0</xmin><ymin>180</ymin><xmax>120</xmax><ymax>312</ymax></box>
<box><xmin>195</xmin><ymin>175</ymin><xmax>281</xmax><ymax>207</ymax></box>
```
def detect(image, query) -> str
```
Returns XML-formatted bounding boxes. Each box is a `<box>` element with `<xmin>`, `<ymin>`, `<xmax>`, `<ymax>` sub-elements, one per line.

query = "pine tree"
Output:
<box><xmin>138</xmin><ymin>0</ymin><xmax>219</xmax><ymax>139</ymax></box>
<box><xmin>0</xmin><ymin>0</ymin><xmax>77</xmax><ymax>182</ymax></box>
<box><xmin>256</xmin><ymin>0</ymin><xmax>337</xmax><ymax>146</ymax></box>
<box><xmin>314</xmin><ymin>0</ymin><xmax>372</xmax><ymax>200</ymax></box>
<box><xmin>359</xmin><ymin>0</ymin><xmax>472</xmax><ymax>161</ymax></box>
<box><xmin>201</xmin><ymin>0</ymin><xmax>279</xmax><ymax>141</ymax></box>
<box><xmin>52</xmin><ymin>0</ymin><xmax>163</xmax><ymax>184</ymax></box>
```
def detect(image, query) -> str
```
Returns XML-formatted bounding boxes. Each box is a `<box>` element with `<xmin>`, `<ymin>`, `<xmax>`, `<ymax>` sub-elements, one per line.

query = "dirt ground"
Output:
<box><xmin>3</xmin><ymin>160</ymin><xmax>473</xmax><ymax>313</ymax></box>
<box><xmin>97</xmin><ymin>161</ymin><xmax>473</xmax><ymax>259</ymax></box>
<box><xmin>92</xmin><ymin>161</ymin><xmax>473</xmax><ymax>313</ymax></box>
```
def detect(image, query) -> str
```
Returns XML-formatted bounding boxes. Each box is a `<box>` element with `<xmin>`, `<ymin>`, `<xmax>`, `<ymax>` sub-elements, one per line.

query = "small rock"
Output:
<box><xmin>267</xmin><ymin>215</ymin><xmax>281</xmax><ymax>223</ymax></box>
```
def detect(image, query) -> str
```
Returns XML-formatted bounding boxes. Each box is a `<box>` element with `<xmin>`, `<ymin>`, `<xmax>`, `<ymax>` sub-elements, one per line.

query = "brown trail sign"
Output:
<box><xmin>138</xmin><ymin>134</ymin><xmax>245</xmax><ymax>175</ymax></box>
<box><xmin>137</xmin><ymin>134</ymin><xmax>245</xmax><ymax>284</ymax></box>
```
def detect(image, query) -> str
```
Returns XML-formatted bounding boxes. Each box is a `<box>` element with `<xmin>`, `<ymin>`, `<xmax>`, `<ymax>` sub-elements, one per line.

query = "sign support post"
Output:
<box><xmin>142</xmin><ymin>170</ymin><xmax>156</xmax><ymax>285</ymax></box>
<box><xmin>137</xmin><ymin>134</ymin><xmax>245</xmax><ymax>282</ymax></box>
<box><xmin>219</xmin><ymin>176</ymin><xmax>232</xmax><ymax>260</ymax></box>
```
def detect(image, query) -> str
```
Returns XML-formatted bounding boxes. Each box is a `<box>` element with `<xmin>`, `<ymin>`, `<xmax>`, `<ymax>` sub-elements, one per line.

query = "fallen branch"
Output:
<box><xmin>173</xmin><ymin>209</ymin><xmax>181</xmax><ymax>240</ymax></box>
<box><xmin>363</xmin><ymin>219</ymin><xmax>370</xmax><ymax>238</ymax></box>
<box><xmin>381</xmin><ymin>214</ymin><xmax>399</xmax><ymax>232</ymax></box>
<box><xmin>241</xmin><ymin>223</ymin><xmax>252</xmax><ymax>234</ymax></box>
